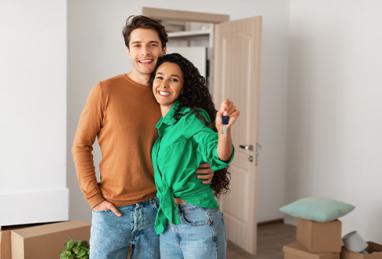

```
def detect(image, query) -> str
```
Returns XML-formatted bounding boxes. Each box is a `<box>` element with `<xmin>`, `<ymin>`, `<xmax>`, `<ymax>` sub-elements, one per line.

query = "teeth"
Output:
<box><xmin>139</xmin><ymin>59</ymin><xmax>152</xmax><ymax>64</ymax></box>
<box><xmin>159</xmin><ymin>91</ymin><xmax>170</xmax><ymax>96</ymax></box>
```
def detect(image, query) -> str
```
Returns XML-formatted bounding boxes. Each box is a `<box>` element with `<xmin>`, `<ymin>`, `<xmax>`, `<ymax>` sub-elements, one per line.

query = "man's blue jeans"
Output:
<box><xmin>89</xmin><ymin>198</ymin><xmax>159</xmax><ymax>259</ymax></box>
<box><xmin>159</xmin><ymin>204</ymin><xmax>227</xmax><ymax>259</ymax></box>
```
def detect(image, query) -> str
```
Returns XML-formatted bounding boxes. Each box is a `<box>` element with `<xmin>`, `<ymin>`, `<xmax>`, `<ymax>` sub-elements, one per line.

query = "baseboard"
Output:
<box><xmin>0</xmin><ymin>188</ymin><xmax>69</xmax><ymax>227</ymax></box>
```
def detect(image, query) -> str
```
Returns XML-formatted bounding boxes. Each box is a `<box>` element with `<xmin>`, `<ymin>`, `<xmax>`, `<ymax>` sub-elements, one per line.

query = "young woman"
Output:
<box><xmin>150</xmin><ymin>53</ymin><xmax>240</xmax><ymax>259</ymax></box>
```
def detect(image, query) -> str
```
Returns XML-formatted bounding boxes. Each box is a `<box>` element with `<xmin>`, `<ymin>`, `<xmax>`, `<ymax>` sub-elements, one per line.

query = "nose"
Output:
<box><xmin>140</xmin><ymin>45</ymin><xmax>152</xmax><ymax>57</ymax></box>
<box><xmin>161</xmin><ymin>79</ymin><xmax>170</xmax><ymax>88</ymax></box>
<box><xmin>162</xmin><ymin>82</ymin><xmax>169</xmax><ymax>88</ymax></box>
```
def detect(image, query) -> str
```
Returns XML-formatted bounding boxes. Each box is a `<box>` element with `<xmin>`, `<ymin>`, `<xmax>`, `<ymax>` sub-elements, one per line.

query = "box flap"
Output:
<box><xmin>342</xmin><ymin>242</ymin><xmax>382</xmax><ymax>259</ymax></box>
<box><xmin>11</xmin><ymin>221</ymin><xmax>89</xmax><ymax>238</ymax></box>
<box><xmin>366</xmin><ymin>242</ymin><xmax>382</xmax><ymax>254</ymax></box>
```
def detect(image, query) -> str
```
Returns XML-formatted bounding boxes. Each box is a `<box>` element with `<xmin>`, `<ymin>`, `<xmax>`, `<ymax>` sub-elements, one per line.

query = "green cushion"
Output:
<box><xmin>279</xmin><ymin>197</ymin><xmax>355</xmax><ymax>222</ymax></box>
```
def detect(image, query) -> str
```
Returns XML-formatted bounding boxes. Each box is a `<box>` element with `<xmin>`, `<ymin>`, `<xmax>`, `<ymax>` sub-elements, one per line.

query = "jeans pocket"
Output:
<box><xmin>180</xmin><ymin>205</ymin><xmax>211</xmax><ymax>226</ymax></box>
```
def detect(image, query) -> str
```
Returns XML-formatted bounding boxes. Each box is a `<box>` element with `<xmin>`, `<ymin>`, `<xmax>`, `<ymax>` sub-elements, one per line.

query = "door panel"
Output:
<box><xmin>213</xmin><ymin>16</ymin><xmax>262</xmax><ymax>255</ymax></box>
<box><xmin>166</xmin><ymin>46</ymin><xmax>207</xmax><ymax>77</ymax></box>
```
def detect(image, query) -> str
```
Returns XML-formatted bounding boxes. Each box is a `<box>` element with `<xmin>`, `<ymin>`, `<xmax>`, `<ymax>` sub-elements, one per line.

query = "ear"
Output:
<box><xmin>162</xmin><ymin>47</ymin><xmax>167</xmax><ymax>55</ymax></box>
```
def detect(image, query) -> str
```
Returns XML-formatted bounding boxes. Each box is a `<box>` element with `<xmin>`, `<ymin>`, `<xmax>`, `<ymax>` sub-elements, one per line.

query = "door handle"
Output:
<box><xmin>239</xmin><ymin>144</ymin><xmax>253</xmax><ymax>151</ymax></box>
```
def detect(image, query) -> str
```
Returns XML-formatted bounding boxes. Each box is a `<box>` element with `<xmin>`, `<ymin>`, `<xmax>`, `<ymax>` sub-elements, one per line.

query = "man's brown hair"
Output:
<box><xmin>122</xmin><ymin>15</ymin><xmax>168</xmax><ymax>49</ymax></box>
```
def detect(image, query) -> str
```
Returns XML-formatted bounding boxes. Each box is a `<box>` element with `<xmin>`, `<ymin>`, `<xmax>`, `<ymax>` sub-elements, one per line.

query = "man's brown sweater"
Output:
<box><xmin>72</xmin><ymin>74</ymin><xmax>161</xmax><ymax>208</ymax></box>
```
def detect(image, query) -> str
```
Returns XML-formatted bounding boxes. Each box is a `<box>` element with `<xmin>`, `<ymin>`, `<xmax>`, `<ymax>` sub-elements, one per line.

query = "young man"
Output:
<box><xmin>72</xmin><ymin>16</ymin><xmax>214</xmax><ymax>259</ymax></box>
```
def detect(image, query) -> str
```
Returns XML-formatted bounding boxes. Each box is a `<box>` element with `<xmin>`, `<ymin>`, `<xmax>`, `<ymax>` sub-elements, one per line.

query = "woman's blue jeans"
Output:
<box><xmin>89</xmin><ymin>198</ymin><xmax>159</xmax><ymax>259</ymax></box>
<box><xmin>159</xmin><ymin>204</ymin><xmax>227</xmax><ymax>259</ymax></box>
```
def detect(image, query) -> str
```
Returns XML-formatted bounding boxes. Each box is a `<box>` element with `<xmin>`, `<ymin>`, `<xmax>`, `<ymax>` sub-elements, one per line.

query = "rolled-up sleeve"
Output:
<box><xmin>193</xmin><ymin>124</ymin><xmax>234</xmax><ymax>171</ymax></box>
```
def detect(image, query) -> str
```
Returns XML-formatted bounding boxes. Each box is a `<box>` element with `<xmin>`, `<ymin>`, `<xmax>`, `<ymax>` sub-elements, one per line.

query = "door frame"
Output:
<box><xmin>213</xmin><ymin>16</ymin><xmax>262</xmax><ymax>255</ymax></box>
<box><xmin>142</xmin><ymin>7</ymin><xmax>229</xmax><ymax>24</ymax></box>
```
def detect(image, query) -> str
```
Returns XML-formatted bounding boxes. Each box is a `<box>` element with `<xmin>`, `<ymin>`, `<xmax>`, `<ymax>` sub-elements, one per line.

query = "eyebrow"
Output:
<box><xmin>130</xmin><ymin>40</ymin><xmax>160</xmax><ymax>45</ymax></box>
<box><xmin>156</xmin><ymin>72</ymin><xmax>182</xmax><ymax>79</ymax></box>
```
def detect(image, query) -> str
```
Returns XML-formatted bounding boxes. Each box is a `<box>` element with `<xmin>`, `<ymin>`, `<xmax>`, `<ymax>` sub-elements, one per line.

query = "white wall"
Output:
<box><xmin>67</xmin><ymin>0</ymin><xmax>289</xmax><ymax>222</ymax></box>
<box><xmin>287</xmin><ymin>0</ymin><xmax>382</xmax><ymax>241</ymax></box>
<box><xmin>0</xmin><ymin>0</ymin><xmax>68</xmax><ymax>226</ymax></box>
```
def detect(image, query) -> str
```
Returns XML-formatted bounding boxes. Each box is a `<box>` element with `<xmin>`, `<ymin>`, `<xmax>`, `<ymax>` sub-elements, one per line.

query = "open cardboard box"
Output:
<box><xmin>341</xmin><ymin>242</ymin><xmax>382</xmax><ymax>259</ymax></box>
<box><xmin>11</xmin><ymin>221</ymin><xmax>90</xmax><ymax>259</ymax></box>
<box><xmin>284</xmin><ymin>242</ymin><xmax>340</xmax><ymax>259</ymax></box>
<box><xmin>297</xmin><ymin>219</ymin><xmax>342</xmax><ymax>253</ymax></box>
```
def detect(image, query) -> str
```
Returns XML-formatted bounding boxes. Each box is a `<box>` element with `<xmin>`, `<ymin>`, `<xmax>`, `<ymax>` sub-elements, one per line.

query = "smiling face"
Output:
<box><xmin>128</xmin><ymin>28</ymin><xmax>166</xmax><ymax>83</ymax></box>
<box><xmin>152</xmin><ymin>62</ymin><xmax>184</xmax><ymax>114</ymax></box>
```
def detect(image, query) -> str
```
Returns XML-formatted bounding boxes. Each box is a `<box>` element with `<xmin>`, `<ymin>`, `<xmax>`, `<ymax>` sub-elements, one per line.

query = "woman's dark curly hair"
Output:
<box><xmin>150</xmin><ymin>53</ymin><xmax>231</xmax><ymax>196</ymax></box>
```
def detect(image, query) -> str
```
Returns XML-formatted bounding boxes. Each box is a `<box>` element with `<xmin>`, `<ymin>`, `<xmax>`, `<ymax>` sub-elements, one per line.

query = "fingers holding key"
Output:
<box><xmin>219</xmin><ymin>99</ymin><xmax>240</xmax><ymax>127</ymax></box>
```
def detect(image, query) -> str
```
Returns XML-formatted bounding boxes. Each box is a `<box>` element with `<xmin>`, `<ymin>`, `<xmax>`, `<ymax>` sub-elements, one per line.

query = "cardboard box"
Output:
<box><xmin>1</xmin><ymin>230</ymin><xmax>12</xmax><ymax>259</ymax></box>
<box><xmin>2</xmin><ymin>223</ymin><xmax>60</xmax><ymax>259</ymax></box>
<box><xmin>284</xmin><ymin>242</ymin><xmax>340</xmax><ymax>259</ymax></box>
<box><xmin>11</xmin><ymin>221</ymin><xmax>90</xmax><ymax>259</ymax></box>
<box><xmin>341</xmin><ymin>242</ymin><xmax>382</xmax><ymax>259</ymax></box>
<box><xmin>297</xmin><ymin>219</ymin><xmax>342</xmax><ymax>253</ymax></box>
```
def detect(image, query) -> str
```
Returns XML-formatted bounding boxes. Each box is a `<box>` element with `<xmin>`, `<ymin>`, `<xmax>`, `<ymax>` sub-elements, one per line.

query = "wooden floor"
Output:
<box><xmin>227</xmin><ymin>222</ymin><xmax>295</xmax><ymax>259</ymax></box>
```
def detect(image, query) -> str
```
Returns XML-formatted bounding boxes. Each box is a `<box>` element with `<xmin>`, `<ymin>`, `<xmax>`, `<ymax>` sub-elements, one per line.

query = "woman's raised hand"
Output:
<box><xmin>215</xmin><ymin>99</ymin><xmax>240</xmax><ymax>132</ymax></box>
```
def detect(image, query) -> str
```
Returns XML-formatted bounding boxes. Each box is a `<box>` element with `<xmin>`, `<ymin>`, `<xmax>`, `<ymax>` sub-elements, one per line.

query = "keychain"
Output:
<box><xmin>221</xmin><ymin>115</ymin><xmax>230</xmax><ymax>136</ymax></box>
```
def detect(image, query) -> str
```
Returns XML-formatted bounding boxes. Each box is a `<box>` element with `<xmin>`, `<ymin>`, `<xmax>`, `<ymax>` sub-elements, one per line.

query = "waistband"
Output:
<box><xmin>116</xmin><ymin>197</ymin><xmax>158</xmax><ymax>209</ymax></box>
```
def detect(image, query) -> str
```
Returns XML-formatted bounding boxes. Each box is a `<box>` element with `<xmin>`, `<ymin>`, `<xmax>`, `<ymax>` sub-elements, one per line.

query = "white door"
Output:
<box><xmin>213</xmin><ymin>16</ymin><xmax>262</xmax><ymax>255</ymax></box>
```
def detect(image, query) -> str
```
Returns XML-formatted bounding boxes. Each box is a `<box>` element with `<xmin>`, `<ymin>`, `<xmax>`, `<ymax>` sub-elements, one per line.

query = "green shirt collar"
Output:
<box><xmin>156</xmin><ymin>101</ymin><xmax>192</xmax><ymax>129</ymax></box>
